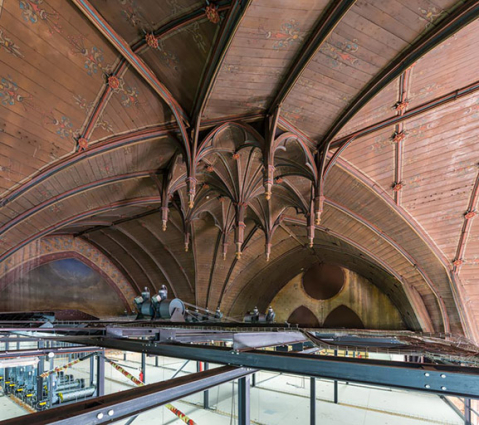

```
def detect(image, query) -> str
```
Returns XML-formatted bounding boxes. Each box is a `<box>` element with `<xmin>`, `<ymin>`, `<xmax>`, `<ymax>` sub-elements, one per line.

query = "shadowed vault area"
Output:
<box><xmin>0</xmin><ymin>258</ymin><xmax>125</xmax><ymax>317</ymax></box>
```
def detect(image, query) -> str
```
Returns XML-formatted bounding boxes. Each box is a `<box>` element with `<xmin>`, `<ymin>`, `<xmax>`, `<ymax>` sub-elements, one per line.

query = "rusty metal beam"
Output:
<box><xmin>320</xmin><ymin>1</ymin><xmax>479</xmax><ymax>150</ymax></box>
<box><xmin>268</xmin><ymin>0</ymin><xmax>356</xmax><ymax>114</ymax></box>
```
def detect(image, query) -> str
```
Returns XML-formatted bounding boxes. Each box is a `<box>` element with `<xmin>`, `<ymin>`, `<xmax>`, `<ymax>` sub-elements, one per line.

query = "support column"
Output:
<box><xmin>203</xmin><ymin>363</ymin><xmax>209</xmax><ymax>409</ymax></box>
<box><xmin>155</xmin><ymin>356</ymin><xmax>159</xmax><ymax>367</ymax></box>
<box><xmin>123</xmin><ymin>352</ymin><xmax>127</xmax><ymax>361</ymax></box>
<box><xmin>333</xmin><ymin>348</ymin><xmax>339</xmax><ymax>403</ymax></box>
<box><xmin>97</xmin><ymin>352</ymin><xmax>105</xmax><ymax>397</ymax></box>
<box><xmin>47</xmin><ymin>356</ymin><xmax>54</xmax><ymax>407</ymax></box>
<box><xmin>252</xmin><ymin>373</ymin><xmax>256</xmax><ymax>387</ymax></box>
<box><xmin>310</xmin><ymin>377</ymin><xmax>316</xmax><ymax>425</ymax></box>
<box><xmin>465</xmin><ymin>398</ymin><xmax>472</xmax><ymax>425</ymax></box>
<box><xmin>238</xmin><ymin>376</ymin><xmax>250</xmax><ymax>425</ymax></box>
<box><xmin>36</xmin><ymin>341</ymin><xmax>44</xmax><ymax>400</ymax></box>
<box><xmin>89</xmin><ymin>355</ymin><xmax>95</xmax><ymax>387</ymax></box>
<box><xmin>141</xmin><ymin>352</ymin><xmax>146</xmax><ymax>384</ymax></box>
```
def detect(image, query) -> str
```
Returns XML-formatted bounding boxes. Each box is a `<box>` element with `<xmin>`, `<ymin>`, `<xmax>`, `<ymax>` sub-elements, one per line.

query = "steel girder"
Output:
<box><xmin>68</xmin><ymin>336</ymin><xmax>479</xmax><ymax>399</ymax></box>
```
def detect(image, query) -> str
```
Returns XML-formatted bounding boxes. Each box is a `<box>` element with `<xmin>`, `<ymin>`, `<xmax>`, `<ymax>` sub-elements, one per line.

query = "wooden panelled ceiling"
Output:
<box><xmin>1</xmin><ymin>0</ymin><xmax>479</xmax><ymax>340</ymax></box>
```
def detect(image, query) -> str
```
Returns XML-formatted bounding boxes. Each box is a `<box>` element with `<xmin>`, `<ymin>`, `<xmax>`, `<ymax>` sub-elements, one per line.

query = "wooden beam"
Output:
<box><xmin>268</xmin><ymin>0</ymin><xmax>356</xmax><ymax>114</ymax></box>
<box><xmin>98</xmin><ymin>230</ymin><xmax>159</xmax><ymax>295</ymax></box>
<box><xmin>330</xmin><ymin>79</ymin><xmax>479</xmax><ymax>149</ymax></box>
<box><xmin>71</xmin><ymin>0</ymin><xmax>191</xmax><ymax>155</ymax></box>
<box><xmin>319</xmin><ymin>1</ymin><xmax>479</xmax><ymax>151</ymax></box>
<box><xmin>191</xmin><ymin>0</ymin><xmax>252</xmax><ymax>127</ymax></box>
<box><xmin>82</xmin><ymin>235</ymin><xmax>142</xmax><ymax>294</ymax></box>
<box><xmin>453</xmin><ymin>170</ymin><xmax>479</xmax><ymax>273</ymax></box>
<box><xmin>0</xmin><ymin>196</ymin><xmax>162</xmax><ymax>263</ymax></box>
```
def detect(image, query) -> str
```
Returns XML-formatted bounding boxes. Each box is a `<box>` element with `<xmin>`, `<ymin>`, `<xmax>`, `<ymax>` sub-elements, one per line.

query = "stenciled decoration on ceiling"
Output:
<box><xmin>0</xmin><ymin>75</ymin><xmax>77</xmax><ymax>146</ymax></box>
<box><xmin>68</xmin><ymin>35</ymin><xmax>111</xmax><ymax>77</ymax></box>
<box><xmin>0</xmin><ymin>29</ymin><xmax>23</xmax><ymax>57</ymax></box>
<box><xmin>19</xmin><ymin>0</ymin><xmax>62</xmax><ymax>34</ymax></box>
<box><xmin>320</xmin><ymin>36</ymin><xmax>359</xmax><ymax>68</ymax></box>
<box><xmin>263</xmin><ymin>19</ymin><xmax>304</xmax><ymax>50</ymax></box>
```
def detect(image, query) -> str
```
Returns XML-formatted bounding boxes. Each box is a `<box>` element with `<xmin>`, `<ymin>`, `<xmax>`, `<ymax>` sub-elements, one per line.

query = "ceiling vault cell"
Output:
<box><xmin>268</xmin><ymin>0</ymin><xmax>357</xmax><ymax>115</ymax></box>
<box><xmin>312</xmin><ymin>1</ymin><xmax>479</xmax><ymax>228</ymax></box>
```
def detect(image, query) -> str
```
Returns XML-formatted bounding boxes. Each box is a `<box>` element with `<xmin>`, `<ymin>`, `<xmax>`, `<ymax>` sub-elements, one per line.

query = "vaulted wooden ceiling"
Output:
<box><xmin>1</xmin><ymin>0</ymin><xmax>479</xmax><ymax>340</ymax></box>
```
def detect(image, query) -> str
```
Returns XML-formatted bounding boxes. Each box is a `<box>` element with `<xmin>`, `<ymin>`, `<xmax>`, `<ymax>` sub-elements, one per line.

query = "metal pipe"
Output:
<box><xmin>58</xmin><ymin>386</ymin><xmax>96</xmax><ymax>403</ymax></box>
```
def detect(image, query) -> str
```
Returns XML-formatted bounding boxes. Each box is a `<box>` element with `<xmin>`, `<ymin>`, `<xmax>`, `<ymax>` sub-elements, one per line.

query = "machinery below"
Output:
<box><xmin>134</xmin><ymin>285</ymin><xmax>276</xmax><ymax>324</ymax></box>
<box><xmin>0</xmin><ymin>361</ymin><xmax>96</xmax><ymax>411</ymax></box>
<box><xmin>134</xmin><ymin>286</ymin><xmax>225</xmax><ymax>322</ymax></box>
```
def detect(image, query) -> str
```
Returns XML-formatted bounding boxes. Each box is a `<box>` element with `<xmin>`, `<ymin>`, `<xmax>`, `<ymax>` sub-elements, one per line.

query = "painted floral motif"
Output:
<box><xmin>150</xmin><ymin>39</ymin><xmax>179</xmax><ymax>70</ymax></box>
<box><xmin>44</xmin><ymin>112</ymin><xmax>74</xmax><ymax>139</ymax></box>
<box><xmin>68</xmin><ymin>35</ymin><xmax>108</xmax><ymax>76</ymax></box>
<box><xmin>19</xmin><ymin>0</ymin><xmax>62</xmax><ymax>34</ymax></box>
<box><xmin>95</xmin><ymin>118</ymin><xmax>113</xmax><ymax>133</ymax></box>
<box><xmin>119</xmin><ymin>0</ymin><xmax>150</xmax><ymax>30</ymax></box>
<box><xmin>166</xmin><ymin>0</ymin><xmax>182</xmax><ymax>15</ymax></box>
<box><xmin>418</xmin><ymin>6</ymin><xmax>445</xmax><ymax>29</ymax></box>
<box><xmin>282</xmin><ymin>106</ymin><xmax>305</xmax><ymax>122</ymax></box>
<box><xmin>49</xmin><ymin>203</ymin><xmax>62</xmax><ymax>213</ymax></box>
<box><xmin>265</xmin><ymin>20</ymin><xmax>304</xmax><ymax>49</ymax></box>
<box><xmin>73</xmin><ymin>94</ymin><xmax>114</xmax><ymax>134</ymax></box>
<box><xmin>321</xmin><ymin>38</ymin><xmax>359</xmax><ymax>68</ymax></box>
<box><xmin>120</xmin><ymin>86</ymin><xmax>140</xmax><ymax>108</ymax></box>
<box><xmin>463</xmin><ymin>99</ymin><xmax>479</xmax><ymax>120</ymax></box>
<box><xmin>0</xmin><ymin>29</ymin><xmax>23</xmax><ymax>58</ymax></box>
<box><xmin>370</xmin><ymin>134</ymin><xmax>393</xmax><ymax>153</ymax></box>
<box><xmin>224</xmin><ymin>63</ymin><xmax>240</xmax><ymax>74</ymax></box>
<box><xmin>187</xmin><ymin>22</ymin><xmax>207</xmax><ymax>53</ymax></box>
<box><xmin>74</xmin><ymin>94</ymin><xmax>94</xmax><ymax>112</ymax></box>
<box><xmin>410</xmin><ymin>82</ymin><xmax>441</xmax><ymax>103</ymax></box>
<box><xmin>0</xmin><ymin>76</ymin><xmax>23</xmax><ymax>106</ymax></box>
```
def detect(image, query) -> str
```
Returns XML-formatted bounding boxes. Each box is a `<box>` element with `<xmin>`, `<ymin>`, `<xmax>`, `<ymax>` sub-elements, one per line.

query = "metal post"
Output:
<box><xmin>97</xmin><ymin>352</ymin><xmax>105</xmax><ymax>397</ymax></box>
<box><xmin>123</xmin><ymin>352</ymin><xmax>126</xmax><ymax>361</ymax></box>
<box><xmin>333</xmin><ymin>348</ymin><xmax>339</xmax><ymax>402</ymax></box>
<box><xmin>36</xmin><ymin>341</ymin><xmax>44</xmax><ymax>400</ymax></box>
<box><xmin>310</xmin><ymin>377</ymin><xmax>316</xmax><ymax>425</ymax></box>
<box><xmin>465</xmin><ymin>398</ymin><xmax>472</xmax><ymax>425</ymax></box>
<box><xmin>252</xmin><ymin>373</ymin><xmax>256</xmax><ymax>387</ymax></box>
<box><xmin>48</xmin><ymin>356</ymin><xmax>54</xmax><ymax>407</ymax></box>
<box><xmin>203</xmin><ymin>363</ymin><xmax>209</xmax><ymax>409</ymax></box>
<box><xmin>155</xmin><ymin>356</ymin><xmax>158</xmax><ymax>367</ymax></box>
<box><xmin>90</xmin><ymin>355</ymin><xmax>95</xmax><ymax>387</ymax></box>
<box><xmin>141</xmin><ymin>352</ymin><xmax>146</xmax><ymax>384</ymax></box>
<box><xmin>238</xmin><ymin>376</ymin><xmax>250</xmax><ymax>425</ymax></box>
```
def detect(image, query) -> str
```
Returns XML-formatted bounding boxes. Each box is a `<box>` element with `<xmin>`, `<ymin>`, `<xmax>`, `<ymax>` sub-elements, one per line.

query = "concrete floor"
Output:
<box><xmin>0</xmin><ymin>352</ymin><xmax>464</xmax><ymax>425</ymax></box>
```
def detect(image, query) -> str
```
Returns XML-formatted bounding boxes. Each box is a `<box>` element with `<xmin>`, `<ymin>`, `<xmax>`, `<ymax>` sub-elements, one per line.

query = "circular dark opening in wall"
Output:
<box><xmin>302</xmin><ymin>263</ymin><xmax>345</xmax><ymax>300</ymax></box>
